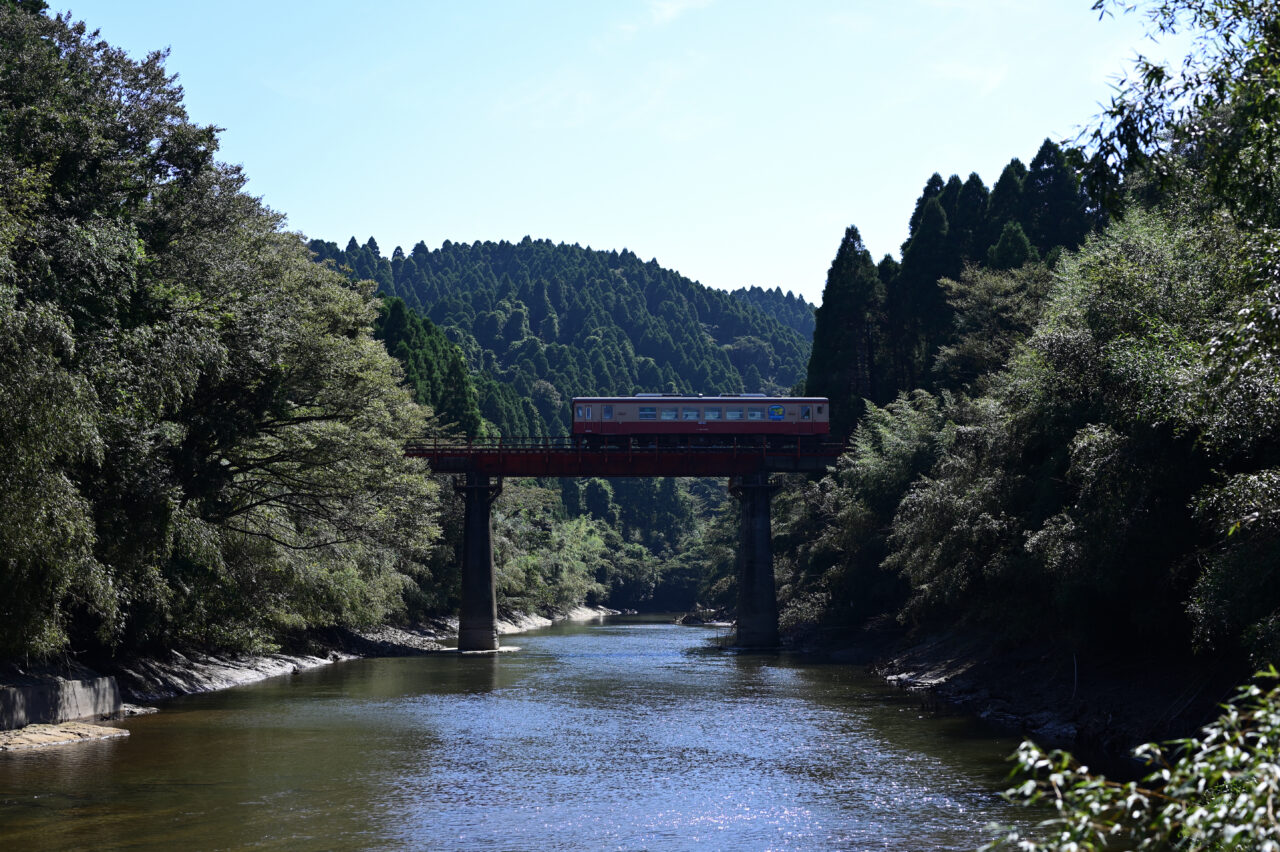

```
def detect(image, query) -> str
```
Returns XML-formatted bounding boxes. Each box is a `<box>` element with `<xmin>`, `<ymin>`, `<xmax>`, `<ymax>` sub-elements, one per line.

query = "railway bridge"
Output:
<box><xmin>406</xmin><ymin>436</ymin><xmax>844</xmax><ymax>651</ymax></box>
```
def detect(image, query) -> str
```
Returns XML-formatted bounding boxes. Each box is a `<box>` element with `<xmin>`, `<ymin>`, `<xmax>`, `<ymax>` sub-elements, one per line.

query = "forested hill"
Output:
<box><xmin>309</xmin><ymin>237</ymin><xmax>812</xmax><ymax>436</ymax></box>
<box><xmin>729</xmin><ymin>285</ymin><xmax>815</xmax><ymax>339</ymax></box>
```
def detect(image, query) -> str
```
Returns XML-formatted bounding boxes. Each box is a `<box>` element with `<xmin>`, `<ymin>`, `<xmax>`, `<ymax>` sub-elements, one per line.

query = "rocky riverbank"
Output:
<box><xmin>110</xmin><ymin>606</ymin><xmax>617</xmax><ymax>703</ymax></box>
<box><xmin>0</xmin><ymin>606</ymin><xmax>618</xmax><ymax>744</ymax></box>
<box><xmin>826</xmin><ymin>624</ymin><xmax>1247</xmax><ymax>758</ymax></box>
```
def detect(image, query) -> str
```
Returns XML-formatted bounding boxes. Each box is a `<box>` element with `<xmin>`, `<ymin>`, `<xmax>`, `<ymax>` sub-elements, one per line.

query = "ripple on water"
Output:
<box><xmin>0</xmin><ymin>618</ymin><xmax>1028</xmax><ymax>851</ymax></box>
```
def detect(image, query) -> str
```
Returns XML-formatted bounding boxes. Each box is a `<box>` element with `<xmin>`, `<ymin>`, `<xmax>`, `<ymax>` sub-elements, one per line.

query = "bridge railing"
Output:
<box><xmin>405</xmin><ymin>436</ymin><xmax>576</xmax><ymax>454</ymax></box>
<box><xmin>403</xmin><ymin>435</ymin><xmax>846</xmax><ymax>457</ymax></box>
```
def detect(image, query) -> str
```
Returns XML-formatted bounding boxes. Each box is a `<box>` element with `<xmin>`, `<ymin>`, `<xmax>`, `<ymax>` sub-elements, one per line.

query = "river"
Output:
<box><xmin>0</xmin><ymin>615</ymin><xmax>1028</xmax><ymax>850</ymax></box>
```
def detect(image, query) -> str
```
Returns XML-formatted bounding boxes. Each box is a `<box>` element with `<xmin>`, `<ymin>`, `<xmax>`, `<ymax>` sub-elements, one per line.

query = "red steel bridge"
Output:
<box><xmin>405</xmin><ymin>435</ymin><xmax>845</xmax><ymax>477</ymax></box>
<box><xmin>407</xmin><ymin>436</ymin><xmax>845</xmax><ymax>653</ymax></box>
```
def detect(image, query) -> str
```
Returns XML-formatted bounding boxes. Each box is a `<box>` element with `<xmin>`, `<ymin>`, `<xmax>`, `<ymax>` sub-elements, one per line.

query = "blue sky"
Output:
<box><xmin>60</xmin><ymin>1</ymin><xmax>1182</xmax><ymax>305</ymax></box>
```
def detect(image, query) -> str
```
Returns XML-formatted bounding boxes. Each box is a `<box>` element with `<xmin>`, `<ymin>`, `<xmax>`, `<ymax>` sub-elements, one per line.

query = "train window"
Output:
<box><xmin>747</xmin><ymin>407</ymin><xmax>765</xmax><ymax>421</ymax></box>
<box><xmin>682</xmin><ymin>407</ymin><xmax>699</xmax><ymax>420</ymax></box>
<box><xmin>800</xmin><ymin>405</ymin><xmax>811</xmax><ymax>420</ymax></box>
<box><xmin>585</xmin><ymin>405</ymin><xmax>592</xmax><ymax>419</ymax></box>
<box><xmin>660</xmin><ymin>407</ymin><xmax>678</xmax><ymax>421</ymax></box>
<box><xmin>705</xmin><ymin>407</ymin><xmax>722</xmax><ymax>420</ymax></box>
<box><xmin>575</xmin><ymin>405</ymin><xmax>584</xmax><ymax>419</ymax></box>
<box><xmin>638</xmin><ymin>406</ymin><xmax>657</xmax><ymax>420</ymax></box>
<box><xmin>726</xmin><ymin>408</ymin><xmax>744</xmax><ymax>421</ymax></box>
<box><xmin>817</xmin><ymin>405</ymin><xmax>824</xmax><ymax>415</ymax></box>
<box><xmin>768</xmin><ymin>405</ymin><xmax>784</xmax><ymax>421</ymax></box>
<box><xmin>602</xmin><ymin>405</ymin><xmax>613</xmax><ymax>420</ymax></box>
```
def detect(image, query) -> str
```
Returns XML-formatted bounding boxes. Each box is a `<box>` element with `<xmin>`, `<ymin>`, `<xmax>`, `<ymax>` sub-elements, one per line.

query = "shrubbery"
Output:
<box><xmin>987</xmin><ymin>671</ymin><xmax>1280</xmax><ymax>850</ymax></box>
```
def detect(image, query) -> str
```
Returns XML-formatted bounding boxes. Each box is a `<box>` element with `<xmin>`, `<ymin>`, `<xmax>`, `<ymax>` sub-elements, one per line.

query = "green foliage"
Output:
<box><xmin>581</xmin><ymin>478</ymin><xmax>620</xmax><ymax>526</ymax></box>
<box><xmin>988</xmin><ymin>159</ymin><xmax>1028</xmax><ymax>245</ymax></box>
<box><xmin>987</xmin><ymin>221</ymin><xmax>1036</xmax><ymax>271</ymax></box>
<box><xmin>906</xmin><ymin>173</ymin><xmax>947</xmax><ymax>242</ymax></box>
<box><xmin>806</xmin><ymin>142</ymin><xmax>1094</xmax><ymax>433</ymax></box>
<box><xmin>374</xmin><ymin>296</ymin><xmax>482</xmax><ymax>436</ymax></box>
<box><xmin>775</xmin><ymin>392</ymin><xmax>945</xmax><ymax>634</ymax></box>
<box><xmin>889</xmin><ymin>206</ymin><xmax>1254</xmax><ymax>645</ymax></box>
<box><xmin>1089</xmin><ymin>0</ymin><xmax>1280</xmax><ymax>223</ymax></box>
<box><xmin>894</xmin><ymin>195</ymin><xmax>960</xmax><ymax>388</ymax></box>
<box><xmin>729</xmin><ymin>285</ymin><xmax>816</xmax><ymax>339</ymax></box>
<box><xmin>653</xmin><ymin>501</ymin><xmax>738</xmax><ymax>613</ymax></box>
<box><xmin>884</xmin><ymin>393</ymin><xmax>1028</xmax><ymax>631</ymax></box>
<box><xmin>954</xmin><ymin>173</ymin><xmax>992</xmax><ymax>259</ymax></box>
<box><xmin>792</xmin><ymin>166</ymin><xmax>1278</xmax><ymax>657</ymax></box>
<box><xmin>0</xmin><ymin>285</ymin><xmax>102</xmax><ymax>656</ymax></box>
<box><xmin>933</xmin><ymin>263</ymin><xmax>1054</xmax><ymax>390</ymax></box>
<box><xmin>806</xmin><ymin>225</ymin><xmax>888</xmax><ymax>435</ymax></box>
<box><xmin>490</xmin><ymin>479</ymin><xmax>697</xmax><ymax>613</ymax></box>
<box><xmin>1024</xmin><ymin>138</ymin><xmax>1093</xmax><ymax>254</ymax></box>
<box><xmin>493</xmin><ymin>484</ymin><xmax>607</xmax><ymax>614</ymax></box>
<box><xmin>781</xmin><ymin>1</ymin><xmax>1280</xmax><ymax>677</ymax></box>
<box><xmin>0</xmin><ymin>7</ymin><xmax>442</xmax><ymax>658</ymax></box>
<box><xmin>784</xmin><ymin>1</ymin><xmax>1280</xmax><ymax>697</ymax></box>
<box><xmin>312</xmin><ymin>237</ymin><xmax>810</xmax><ymax>436</ymax></box>
<box><xmin>791</xmin><ymin>138</ymin><xmax>1099</xmax><ymax>641</ymax></box>
<box><xmin>987</xmin><ymin>670</ymin><xmax>1280</xmax><ymax>850</ymax></box>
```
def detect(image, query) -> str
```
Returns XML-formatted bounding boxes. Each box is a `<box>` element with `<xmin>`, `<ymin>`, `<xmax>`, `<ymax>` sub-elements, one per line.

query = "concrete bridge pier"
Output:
<box><xmin>455</xmin><ymin>473</ymin><xmax>504</xmax><ymax>651</ymax></box>
<box><xmin>729</xmin><ymin>473</ymin><xmax>781</xmax><ymax>649</ymax></box>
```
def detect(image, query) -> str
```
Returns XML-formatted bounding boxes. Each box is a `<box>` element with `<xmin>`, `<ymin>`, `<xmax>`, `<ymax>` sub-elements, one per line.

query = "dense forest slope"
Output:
<box><xmin>774</xmin><ymin>64</ymin><xmax>1280</xmax><ymax>681</ymax></box>
<box><xmin>371</xmin><ymin>297</ymin><xmax>483</xmax><ymax>437</ymax></box>
<box><xmin>0</xmin><ymin>3</ymin><xmax>445</xmax><ymax>660</ymax></box>
<box><xmin>730</xmin><ymin>285</ymin><xmax>815</xmax><ymax>339</ymax></box>
<box><xmin>310</xmin><ymin>237</ymin><xmax>812</xmax><ymax>436</ymax></box>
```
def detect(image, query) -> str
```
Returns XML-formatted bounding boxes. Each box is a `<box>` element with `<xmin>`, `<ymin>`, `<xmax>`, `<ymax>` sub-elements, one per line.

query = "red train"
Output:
<box><xmin>570</xmin><ymin>394</ymin><xmax>830</xmax><ymax>447</ymax></box>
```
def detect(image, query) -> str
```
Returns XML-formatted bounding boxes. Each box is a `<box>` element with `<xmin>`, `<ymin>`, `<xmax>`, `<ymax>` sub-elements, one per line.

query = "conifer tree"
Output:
<box><xmin>986</xmin><ymin>158</ymin><xmax>1027</xmax><ymax>249</ymax></box>
<box><xmin>906</xmin><ymin>173</ymin><xmax>946</xmax><ymax>245</ymax></box>
<box><xmin>953</xmin><ymin>172</ymin><xmax>990</xmax><ymax>259</ymax></box>
<box><xmin>1023</xmin><ymin>138</ymin><xmax>1090</xmax><ymax>254</ymax></box>
<box><xmin>806</xmin><ymin>226</ymin><xmax>886</xmax><ymax>435</ymax></box>
<box><xmin>987</xmin><ymin>220</ymin><xmax>1035</xmax><ymax>270</ymax></box>
<box><xmin>938</xmin><ymin>174</ymin><xmax>964</xmax><ymax>221</ymax></box>
<box><xmin>894</xmin><ymin>198</ymin><xmax>959</xmax><ymax>389</ymax></box>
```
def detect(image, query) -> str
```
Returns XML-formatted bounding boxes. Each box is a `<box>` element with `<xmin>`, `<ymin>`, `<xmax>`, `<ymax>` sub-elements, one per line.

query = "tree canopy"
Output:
<box><xmin>0</xmin><ymin>6</ymin><xmax>442</xmax><ymax>658</ymax></box>
<box><xmin>311</xmin><ymin>237</ymin><xmax>812</xmax><ymax>436</ymax></box>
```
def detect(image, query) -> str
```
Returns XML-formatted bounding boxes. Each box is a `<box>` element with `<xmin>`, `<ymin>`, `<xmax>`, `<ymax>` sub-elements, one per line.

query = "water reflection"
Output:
<box><xmin>0</xmin><ymin>616</ymin><xmax>1025</xmax><ymax>851</ymax></box>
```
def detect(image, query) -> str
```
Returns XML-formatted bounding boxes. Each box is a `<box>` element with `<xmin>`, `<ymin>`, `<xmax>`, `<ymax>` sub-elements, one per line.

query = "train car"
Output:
<box><xmin>570</xmin><ymin>394</ymin><xmax>829</xmax><ymax>447</ymax></box>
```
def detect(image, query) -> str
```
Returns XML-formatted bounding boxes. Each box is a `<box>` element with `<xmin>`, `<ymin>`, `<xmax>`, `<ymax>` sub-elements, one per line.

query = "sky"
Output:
<box><xmin>58</xmin><ymin>1</ymin><xmax>1184</xmax><ymax>306</ymax></box>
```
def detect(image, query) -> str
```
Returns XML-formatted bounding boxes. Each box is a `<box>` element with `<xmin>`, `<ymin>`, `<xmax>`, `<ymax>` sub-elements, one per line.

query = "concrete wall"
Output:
<box><xmin>0</xmin><ymin>677</ymin><xmax>121</xmax><ymax>730</ymax></box>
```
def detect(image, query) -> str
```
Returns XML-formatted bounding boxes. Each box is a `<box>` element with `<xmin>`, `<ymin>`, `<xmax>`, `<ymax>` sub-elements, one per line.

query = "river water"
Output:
<box><xmin>0</xmin><ymin>615</ymin><xmax>1028</xmax><ymax>850</ymax></box>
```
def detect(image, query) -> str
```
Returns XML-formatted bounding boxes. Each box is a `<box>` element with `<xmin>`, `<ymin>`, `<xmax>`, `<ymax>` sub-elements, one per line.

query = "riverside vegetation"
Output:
<box><xmin>3</xmin><ymin>0</ymin><xmax>1280</xmax><ymax>846</ymax></box>
<box><xmin>776</xmin><ymin>1</ymin><xmax>1280</xmax><ymax>846</ymax></box>
<box><xmin>0</xmin><ymin>1</ymin><xmax>445</xmax><ymax>660</ymax></box>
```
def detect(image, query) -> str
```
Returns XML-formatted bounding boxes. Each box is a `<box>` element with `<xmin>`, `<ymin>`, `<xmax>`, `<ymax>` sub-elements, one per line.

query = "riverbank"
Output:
<box><xmin>821</xmin><ymin>622</ymin><xmax>1247</xmax><ymax>757</ymax></box>
<box><xmin>0</xmin><ymin>605</ymin><xmax>617</xmax><ymax>743</ymax></box>
<box><xmin>111</xmin><ymin>605</ymin><xmax>618</xmax><ymax>703</ymax></box>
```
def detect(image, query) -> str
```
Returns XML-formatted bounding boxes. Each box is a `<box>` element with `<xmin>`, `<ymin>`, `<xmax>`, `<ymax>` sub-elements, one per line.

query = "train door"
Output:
<box><xmin>575</xmin><ymin>403</ymin><xmax>594</xmax><ymax>433</ymax></box>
